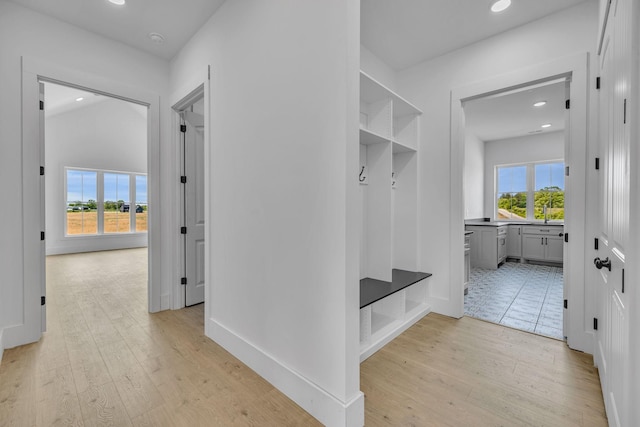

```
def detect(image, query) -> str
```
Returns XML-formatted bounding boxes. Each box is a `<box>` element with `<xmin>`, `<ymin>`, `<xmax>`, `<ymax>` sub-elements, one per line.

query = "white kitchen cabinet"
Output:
<box><xmin>506</xmin><ymin>225</ymin><xmax>522</xmax><ymax>258</ymax></box>
<box><xmin>465</xmin><ymin>225</ymin><xmax>506</xmax><ymax>269</ymax></box>
<box><xmin>521</xmin><ymin>225</ymin><xmax>564</xmax><ymax>264</ymax></box>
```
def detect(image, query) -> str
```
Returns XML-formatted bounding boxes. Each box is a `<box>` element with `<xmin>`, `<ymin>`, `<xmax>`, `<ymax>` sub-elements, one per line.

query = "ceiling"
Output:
<box><xmin>8</xmin><ymin>0</ymin><xmax>226</xmax><ymax>60</ymax></box>
<box><xmin>361</xmin><ymin>0</ymin><xmax>591</xmax><ymax>71</ymax></box>
<box><xmin>464</xmin><ymin>80</ymin><xmax>567</xmax><ymax>142</ymax></box>
<box><xmin>44</xmin><ymin>81</ymin><xmax>146</xmax><ymax>117</ymax></box>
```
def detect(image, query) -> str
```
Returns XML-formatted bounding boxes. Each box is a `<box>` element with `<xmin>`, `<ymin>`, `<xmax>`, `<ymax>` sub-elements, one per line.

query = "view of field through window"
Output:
<box><xmin>496</xmin><ymin>162</ymin><xmax>564</xmax><ymax>220</ymax></box>
<box><xmin>66</xmin><ymin>169</ymin><xmax>147</xmax><ymax>235</ymax></box>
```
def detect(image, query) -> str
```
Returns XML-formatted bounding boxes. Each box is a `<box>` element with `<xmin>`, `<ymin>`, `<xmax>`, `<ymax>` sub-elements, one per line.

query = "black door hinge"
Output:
<box><xmin>39</xmin><ymin>100</ymin><xmax>44</xmax><ymax>110</ymax></box>
<box><xmin>180</xmin><ymin>124</ymin><xmax>187</xmax><ymax>133</ymax></box>
<box><xmin>180</xmin><ymin>176</ymin><xmax>187</xmax><ymax>184</ymax></box>
<box><xmin>40</xmin><ymin>231</ymin><xmax>45</xmax><ymax>241</ymax></box>
<box><xmin>595</xmin><ymin>237</ymin><xmax>599</xmax><ymax>250</ymax></box>
<box><xmin>41</xmin><ymin>296</ymin><xmax>45</xmax><ymax>306</ymax></box>
<box><xmin>40</xmin><ymin>166</ymin><xmax>45</xmax><ymax>176</ymax></box>
<box><xmin>622</xmin><ymin>268</ymin><xmax>625</xmax><ymax>293</ymax></box>
<box><xmin>565</xmin><ymin>99</ymin><xmax>570</xmax><ymax>109</ymax></box>
<box><xmin>564</xmin><ymin>233</ymin><xmax>569</xmax><ymax>243</ymax></box>
<box><xmin>623</xmin><ymin>99</ymin><xmax>627</xmax><ymax>124</ymax></box>
<box><xmin>565</xmin><ymin>166</ymin><xmax>570</xmax><ymax>176</ymax></box>
<box><xmin>181</xmin><ymin>226</ymin><xmax>187</xmax><ymax>234</ymax></box>
<box><xmin>596</xmin><ymin>77</ymin><xmax>601</xmax><ymax>89</ymax></box>
<box><xmin>564</xmin><ymin>299</ymin><xmax>568</xmax><ymax>309</ymax></box>
<box><xmin>595</xmin><ymin>157</ymin><xmax>600</xmax><ymax>170</ymax></box>
<box><xmin>594</xmin><ymin>318</ymin><xmax>598</xmax><ymax>330</ymax></box>
<box><xmin>181</xmin><ymin>277</ymin><xmax>187</xmax><ymax>285</ymax></box>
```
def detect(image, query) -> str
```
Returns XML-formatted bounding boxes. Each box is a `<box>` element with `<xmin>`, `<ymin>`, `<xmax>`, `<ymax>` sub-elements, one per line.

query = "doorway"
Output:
<box><xmin>449</xmin><ymin>53</ymin><xmax>590</xmax><ymax>352</ymax></box>
<box><xmin>19</xmin><ymin>57</ymin><xmax>162</xmax><ymax>347</ymax></box>
<box><xmin>41</xmin><ymin>80</ymin><xmax>150</xmax><ymax>324</ymax></box>
<box><xmin>462</xmin><ymin>79</ymin><xmax>568</xmax><ymax>340</ymax></box>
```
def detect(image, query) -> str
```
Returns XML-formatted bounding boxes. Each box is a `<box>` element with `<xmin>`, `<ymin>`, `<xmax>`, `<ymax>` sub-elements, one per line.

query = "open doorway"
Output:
<box><xmin>42</xmin><ymin>81</ymin><xmax>150</xmax><ymax>321</ymax></box>
<box><xmin>461</xmin><ymin>79</ymin><xmax>568</xmax><ymax>340</ymax></box>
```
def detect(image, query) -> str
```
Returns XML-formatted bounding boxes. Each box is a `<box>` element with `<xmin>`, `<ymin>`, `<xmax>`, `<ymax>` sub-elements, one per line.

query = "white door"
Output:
<box><xmin>594</xmin><ymin>0</ymin><xmax>630</xmax><ymax>424</ymax></box>
<box><xmin>39</xmin><ymin>82</ymin><xmax>46</xmax><ymax>332</ymax></box>
<box><xmin>183</xmin><ymin>111</ymin><xmax>205</xmax><ymax>306</ymax></box>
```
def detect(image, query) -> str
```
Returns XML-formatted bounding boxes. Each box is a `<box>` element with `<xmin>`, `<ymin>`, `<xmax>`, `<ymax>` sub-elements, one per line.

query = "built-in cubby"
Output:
<box><xmin>358</xmin><ymin>71</ymin><xmax>430</xmax><ymax>361</ymax></box>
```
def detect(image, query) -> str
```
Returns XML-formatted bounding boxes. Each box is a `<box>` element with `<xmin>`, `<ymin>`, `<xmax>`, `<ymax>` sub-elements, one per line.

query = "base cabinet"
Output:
<box><xmin>507</xmin><ymin>225</ymin><xmax>522</xmax><ymax>258</ymax></box>
<box><xmin>521</xmin><ymin>226</ymin><xmax>564</xmax><ymax>263</ymax></box>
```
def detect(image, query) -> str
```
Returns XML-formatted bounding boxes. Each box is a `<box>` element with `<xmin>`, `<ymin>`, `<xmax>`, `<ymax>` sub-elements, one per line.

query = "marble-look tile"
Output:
<box><xmin>464</xmin><ymin>262</ymin><xmax>564</xmax><ymax>340</ymax></box>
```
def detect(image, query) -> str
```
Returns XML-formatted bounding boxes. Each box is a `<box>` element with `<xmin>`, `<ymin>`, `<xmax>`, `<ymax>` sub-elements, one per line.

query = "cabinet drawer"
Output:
<box><xmin>522</xmin><ymin>226</ymin><xmax>563</xmax><ymax>235</ymax></box>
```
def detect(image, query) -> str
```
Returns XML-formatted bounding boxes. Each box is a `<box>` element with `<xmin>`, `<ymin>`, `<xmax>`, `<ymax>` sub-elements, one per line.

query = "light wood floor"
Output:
<box><xmin>0</xmin><ymin>249</ymin><xmax>607</xmax><ymax>426</ymax></box>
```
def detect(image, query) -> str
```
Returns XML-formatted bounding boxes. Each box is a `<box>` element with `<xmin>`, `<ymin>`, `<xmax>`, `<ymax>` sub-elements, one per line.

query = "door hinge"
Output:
<box><xmin>623</xmin><ymin>99</ymin><xmax>627</xmax><ymax>124</ymax></box>
<box><xmin>596</xmin><ymin>77</ymin><xmax>601</xmax><ymax>89</ymax></box>
<box><xmin>622</xmin><ymin>268</ymin><xmax>625</xmax><ymax>293</ymax></box>
<box><xmin>594</xmin><ymin>237</ymin><xmax>599</xmax><ymax>250</ymax></box>
<box><xmin>564</xmin><ymin>233</ymin><xmax>569</xmax><ymax>243</ymax></box>
<box><xmin>595</xmin><ymin>157</ymin><xmax>600</xmax><ymax>170</ymax></box>
<box><xmin>180</xmin><ymin>226</ymin><xmax>187</xmax><ymax>234</ymax></box>
<box><xmin>180</xmin><ymin>176</ymin><xmax>187</xmax><ymax>184</ymax></box>
<box><xmin>40</xmin><ymin>166</ymin><xmax>45</xmax><ymax>176</ymax></box>
<box><xmin>39</xmin><ymin>100</ymin><xmax>44</xmax><ymax>110</ymax></box>
<box><xmin>181</xmin><ymin>277</ymin><xmax>187</xmax><ymax>285</ymax></box>
<box><xmin>593</xmin><ymin>317</ymin><xmax>598</xmax><ymax>330</ymax></box>
<box><xmin>565</xmin><ymin>166</ymin><xmax>570</xmax><ymax>176</ymax></box>
<box><xmin>180</xmin><ymin>124</ymin><xmax>187</xmax><ymax>133</ymax></box>
<box><xmin>565</xmin><ymin>99</ymin><xmax>570</xmax><ymax>109</ymax></box>
<box><xmin>40</xmin><ymin>231</ymin><xmax>45</xmax><ymax>241</ymax></box>
<box><xmin>564</xmin><ymin>299</ymin><xmax>568</xmax><ymax>309</ymax></box>
<box><xmin>41</xmin><ymin>296</ymin><xmax>45</xmax><ymax>306</ymax></box>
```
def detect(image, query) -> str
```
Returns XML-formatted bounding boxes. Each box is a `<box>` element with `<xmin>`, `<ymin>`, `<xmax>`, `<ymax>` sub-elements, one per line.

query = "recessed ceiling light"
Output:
<box><xmin>108</xmin><ymin>0</ymin><xmax>125</xmax><ymax>5</ymax></box>
<box><xmin>533</xmin><ymin>101</ymin><xmax>547</xmax><ymax>107</ymax></box>
<box><xmin>490</xmin><ymin>0</ymin><xmax>511</xmax><ymax>13</ymax></box>
<box><xmin>541</xmin><ymin>123</ymin><xmax>552</xmax><ymax>128</ymax></box>
<box><xmin>148</xmin><ymin>32</ymin><xmax>165</xmax><ymax>44</ymax></box>
<box><xmin>75</xmin><ymin>97</ymin><xmax>84</xmax><ymax>102</ymax></box>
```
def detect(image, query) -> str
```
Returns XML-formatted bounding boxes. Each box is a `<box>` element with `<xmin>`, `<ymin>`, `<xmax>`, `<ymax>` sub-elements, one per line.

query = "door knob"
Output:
<box><xmin>594</xmin><ymin>257</ymin><xmax>612</xmax><ymax>271</ymax></box>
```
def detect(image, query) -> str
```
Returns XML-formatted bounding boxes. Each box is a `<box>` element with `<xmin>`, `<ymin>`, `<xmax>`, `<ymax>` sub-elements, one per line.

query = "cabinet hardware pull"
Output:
<box><xmin>541</xmin><ymin>237</ymin><xmax>544</xmax><ymax>245</ymax></box>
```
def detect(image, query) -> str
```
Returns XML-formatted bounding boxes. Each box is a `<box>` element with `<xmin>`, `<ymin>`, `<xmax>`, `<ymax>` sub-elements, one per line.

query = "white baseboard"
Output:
<box><xmin>207</xmin><ymin>318</ymin><xmax>365</xmax><ymax>427</ymax></box>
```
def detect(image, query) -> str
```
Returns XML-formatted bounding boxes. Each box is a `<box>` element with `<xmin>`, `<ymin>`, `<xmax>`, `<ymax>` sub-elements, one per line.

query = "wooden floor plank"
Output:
<box><xmin>0</xmin><ymin>249</ymin><xmax>608</xmax><ymax>426</ymax></box>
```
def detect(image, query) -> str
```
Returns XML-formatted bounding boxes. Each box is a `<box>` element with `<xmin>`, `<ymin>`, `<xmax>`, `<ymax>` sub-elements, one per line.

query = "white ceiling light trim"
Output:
<box><xmin>75</xmin><ymin>97</ymin><xmax>84</xmax><ymax>102</ymax></box>
<box><xmin>541</xmin><ymin>123</ymin><xmax>552</xmax><ymax>128</ymax></box>
<box><xmin>533</xmin><ymin>101</ymin><xmax>547</xmax><ymax>107</ymax></box>
<box><xmin>148</xmin><ymin>32</ymin><xmax>165</xmax><ymax>44</ymax></box>
<box><xmin>491</xmin><ymin>0</ymin><xmax>512</xmax><ymax>13</ymax></box>
<box><xmin>108</xmin><ymin>0</ymin><xmax>126</xmax><ymax>5</ymax></box>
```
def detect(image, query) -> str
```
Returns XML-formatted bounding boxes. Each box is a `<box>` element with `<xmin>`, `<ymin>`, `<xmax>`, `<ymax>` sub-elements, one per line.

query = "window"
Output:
<box><xmin>65</xmin><ymin>168</ymin><xmax>147</xmax><ymax>235</ymax></box>
<box><xmin>534</xmin><ymin>163</ymin><xmax>565</xmax><ymax>220</ymax></box>
<box><xmin>66</xmin><ymin>169</ymin><xmax>98</xmax><ymax>235</ymax></box>
<box><xmin>135</xmin><ymin>175</ymin><xmax>148</xmax><ymax>232</ymax></box>
<box><xmin>495</xmin><ymin>161</ymin><xmax>564</xmax><ymax>221</ymax></box>
<box><xmin>497</xmin><ymin>166</ymin><xmax>527</xmax><ymax>219</ymax></box>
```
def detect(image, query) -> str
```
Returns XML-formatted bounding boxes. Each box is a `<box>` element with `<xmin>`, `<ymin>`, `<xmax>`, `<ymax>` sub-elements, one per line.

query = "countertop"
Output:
<box><xmin>465</xmin><ymin>221</ymin><xmax>564</xmax><ymax>227</ymax></box>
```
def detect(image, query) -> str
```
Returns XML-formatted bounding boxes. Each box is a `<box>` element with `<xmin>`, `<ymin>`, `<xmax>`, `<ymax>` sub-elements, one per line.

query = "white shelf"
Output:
<box><xmin>360</xmin><ymin>71</ymin><xmax>422</xmax><ymax>117</ymax></box>
<box><xmin>359</xmin><ymin>69</ymin><xmax>425</xmax><ymax>361</ymax></box>
<box><xmin>360</xmin><ymin>128</ymin><xmax>389</xmax><ymax>145</ymax></box>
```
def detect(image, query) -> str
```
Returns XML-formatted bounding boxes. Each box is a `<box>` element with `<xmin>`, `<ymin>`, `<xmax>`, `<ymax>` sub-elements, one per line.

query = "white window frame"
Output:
<box><xmin>64</xmin><ymin>167</ymin><xmax>148</xmax><ymax>236</ymax></box>
<box><xmin>495</xmin><ymin>159</ymin><xmax>565</xmax><ymax>221</ymax></box>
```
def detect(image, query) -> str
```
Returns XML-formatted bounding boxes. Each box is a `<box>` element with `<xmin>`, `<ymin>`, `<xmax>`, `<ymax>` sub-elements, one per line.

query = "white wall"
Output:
<box><xmin>0</xmin><ymin>0</ymin><xmax>172</xmax><ymax>349</ymax></box>
<box><xmin>45</xmin><ymin>98</ymin><xmax>148</xmax><ymax>255</ymax></box>
<box><xmin>395</xmin><ymin>0</ymin><xmax>598</xmax><ymax>313</ymax></box>
<box><xmin>463</xmin><ymin>131</ymin><xmax>485</xmax><ymax>219</ymax></box>
<box><xmin>483</xmin><ymin>131</ymin><xmax>564</xmax><ymax>217</ymax></box>
<box><xmin>170</xmin><ymin>1</ymin><xmax>362</xmax><ymax>426</ymax></box>
<box><xmin>360</xmin><ymin>45</ymin><xmax>397</xmax><ymax>91</ymax></box>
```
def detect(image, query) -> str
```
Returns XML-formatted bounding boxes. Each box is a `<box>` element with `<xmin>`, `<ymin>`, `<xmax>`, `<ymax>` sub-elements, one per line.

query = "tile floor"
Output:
<box><xmin>464</xmin><ymin>261</ymin><xmax>564</xmax><ymax>340</ymax></box>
